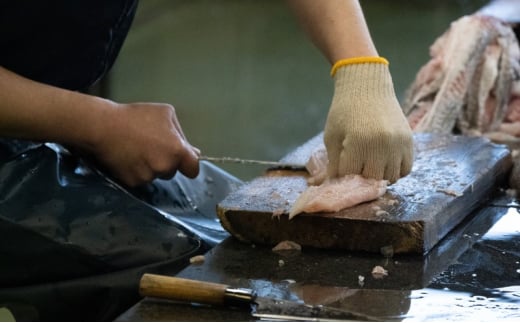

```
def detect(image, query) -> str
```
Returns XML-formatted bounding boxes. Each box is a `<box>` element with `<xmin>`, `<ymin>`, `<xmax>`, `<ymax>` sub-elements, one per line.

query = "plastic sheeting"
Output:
<box><xmin>0</xmin><ymin>142</ymin><xmax>242</xmax><ymax>321</ymax></box>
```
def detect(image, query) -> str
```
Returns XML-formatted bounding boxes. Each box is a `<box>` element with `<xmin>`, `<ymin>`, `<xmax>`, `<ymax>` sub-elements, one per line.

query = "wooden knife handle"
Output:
<box><xmin>139</xmin><ymin>274</ymin><xmax>230</xmax><ymax>306</ymax></box>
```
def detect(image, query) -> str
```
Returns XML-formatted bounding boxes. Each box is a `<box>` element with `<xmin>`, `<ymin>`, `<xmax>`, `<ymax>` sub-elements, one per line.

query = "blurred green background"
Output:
<box><xmin>107</xmin><ymin>0</ymin><xmax>488</xmax><ymax>180</ymax></box>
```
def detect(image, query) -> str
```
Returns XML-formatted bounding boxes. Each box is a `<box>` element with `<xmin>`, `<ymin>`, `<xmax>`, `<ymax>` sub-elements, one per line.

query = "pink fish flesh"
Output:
<box><xmin>305</xmin><ymin>147</ymin><xmax>328</xmax><ymax>185</ymax></box>
<box><xmin>403</xmin><ymin>14</ymin><xmax>520</xmax><ymax>135</ymax></box>
<box><xmin>289</xmin><ymin>174</ymin><xmax>388</xmax><ymax>219</ymax></box>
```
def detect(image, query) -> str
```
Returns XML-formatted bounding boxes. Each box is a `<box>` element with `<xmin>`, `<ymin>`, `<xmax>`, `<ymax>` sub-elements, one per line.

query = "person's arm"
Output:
<box><xmin>285</xmin><ymin>0</ymin><xmax>377</xmax><ymax>63</ymax></box>
<box><xmin>0</xmin><ymin>66</ymin><xmax>200</xmax><ymax>186</ymax></box>
<box><xmin>286</xmin><ymin>0</ymin><xmax>414</xmax><ymax>183</ymax></box>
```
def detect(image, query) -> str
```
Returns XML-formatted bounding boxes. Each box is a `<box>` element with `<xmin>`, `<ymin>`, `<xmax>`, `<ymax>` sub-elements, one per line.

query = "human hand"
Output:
<box><xmin>324</xmin><ymin>59</ymin><xmax>414</xmax><ymax>183</ymax></box>
<box><xmin>81</xmin><ymin>101</ymin><xmax>200</xmax><ymax>187</ymax></box>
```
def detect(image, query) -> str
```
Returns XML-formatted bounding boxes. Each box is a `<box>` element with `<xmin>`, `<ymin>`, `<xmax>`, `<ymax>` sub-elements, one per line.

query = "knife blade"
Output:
<box><xmin>139</xmin><ymin>274</ymin><xmax>380</xmax><ymax>321</ymax></box>
<box><xmin>199</xmin><ymin>156</ymin><xmax>307</xmax><ymax>171</ymax></box>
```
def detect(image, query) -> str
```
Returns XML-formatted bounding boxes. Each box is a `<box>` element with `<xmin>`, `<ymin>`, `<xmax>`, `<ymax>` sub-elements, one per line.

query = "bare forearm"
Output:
<box><xmin>0</xmin><ymin>66</ymin><xmax>111</xmax><ymax>148</ymax></box>
<box><xmin>286</xmin><ymin>0</ymin><xmax>378</xmax><ymax>64</ymax></box>
<box><xmin>0</xmin><ymin>67</ymin><xmax>201</xmax><ymax>186</ymax></box>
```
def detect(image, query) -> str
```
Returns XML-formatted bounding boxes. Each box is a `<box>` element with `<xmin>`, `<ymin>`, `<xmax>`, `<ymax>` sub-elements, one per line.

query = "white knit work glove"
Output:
<box><xmin>324</xmin><ymin>57</ymin><xmax>414</xmax><ymax>183</ymax></box>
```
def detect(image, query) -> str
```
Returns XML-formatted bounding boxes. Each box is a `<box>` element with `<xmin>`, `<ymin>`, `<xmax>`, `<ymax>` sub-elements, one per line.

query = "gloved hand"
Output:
<box><xmin>324</xmin><ymin>57</ymin><xmax>414</xmax><ymax>183</ymax></box>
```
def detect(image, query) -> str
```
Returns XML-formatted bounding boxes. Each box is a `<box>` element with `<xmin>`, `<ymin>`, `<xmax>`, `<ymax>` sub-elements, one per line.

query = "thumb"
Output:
<box><xmin>179</xmin><ymin>146</ymin><xmax>200</xmax><ymax>179</ymax></box>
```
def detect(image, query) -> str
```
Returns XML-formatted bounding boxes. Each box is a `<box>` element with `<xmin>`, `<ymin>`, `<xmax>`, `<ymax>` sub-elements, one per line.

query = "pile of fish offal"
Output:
<box><xmin>402</xmin><ymin>13</ymin><xmax>520</xmax><ymax>192</ymax></box>
<box><xmin>403</xmin><ymin>14</ymin><xmax>520</xmax><ymax>137</ymax></box>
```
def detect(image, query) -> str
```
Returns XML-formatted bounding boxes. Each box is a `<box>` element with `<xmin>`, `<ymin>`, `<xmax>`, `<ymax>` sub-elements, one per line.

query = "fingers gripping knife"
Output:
<box><xmin>139</xmin><ymin>274</ymin><xmax>380</xmax><ymax>321</ymax></box>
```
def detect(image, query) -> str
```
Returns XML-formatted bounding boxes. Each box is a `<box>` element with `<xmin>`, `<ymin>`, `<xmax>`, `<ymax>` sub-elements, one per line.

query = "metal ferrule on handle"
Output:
<box><xmin>224</xmin><ymin>287</ymin><xmax>256</xmax><ymax>308</ymax></box>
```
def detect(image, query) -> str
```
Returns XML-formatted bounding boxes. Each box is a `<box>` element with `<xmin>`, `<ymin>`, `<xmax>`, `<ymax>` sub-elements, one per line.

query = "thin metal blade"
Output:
<box><xmin>252</xmin><ymin>296</ymin><xmax>382</xmax><ymax>322</ymax></box>
<box><xmin>199</xmin><ymin>156</ymin><xmax>307</xmax><ymax>171</ymax></box>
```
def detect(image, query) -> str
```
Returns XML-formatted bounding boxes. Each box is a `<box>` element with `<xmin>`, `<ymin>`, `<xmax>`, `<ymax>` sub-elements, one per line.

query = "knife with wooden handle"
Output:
<box><xmin>139</xmin><ymin>273</ymin><xmax>381</xmax><ymax>321</ymax></box>
<box><xmin>139</xmin><ymin>273</ymin><xmax>252</xmax><ymax>307</ymax></box>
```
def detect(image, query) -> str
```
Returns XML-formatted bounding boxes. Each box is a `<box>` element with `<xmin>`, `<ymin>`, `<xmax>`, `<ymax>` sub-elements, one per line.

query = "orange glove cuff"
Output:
<box><xmin>330</xmin><ymin>56</ymin><xmax>389</xmax><ymax>77</ymax></box>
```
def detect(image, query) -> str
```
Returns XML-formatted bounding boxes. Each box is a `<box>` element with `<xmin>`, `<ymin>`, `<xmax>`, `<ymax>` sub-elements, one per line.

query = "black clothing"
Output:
<box><xmin>0</xmin><ymin>0</ymin><xmax>138</xmax><ymax>91</ymax></box>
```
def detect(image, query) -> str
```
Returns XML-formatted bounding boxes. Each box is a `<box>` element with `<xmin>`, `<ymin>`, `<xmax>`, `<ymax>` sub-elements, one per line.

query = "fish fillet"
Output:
<box><xmin>289</xmin><ymin>174</ymin><xmax>388</xmax><ymax>219</ymax></box>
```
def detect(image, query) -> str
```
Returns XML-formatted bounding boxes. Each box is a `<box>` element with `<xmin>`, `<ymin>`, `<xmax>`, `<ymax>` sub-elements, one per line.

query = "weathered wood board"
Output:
<box><xmin>217</xmin><ymin>133</ymin><xmax>512</xmax><ymax>254</ymax></box>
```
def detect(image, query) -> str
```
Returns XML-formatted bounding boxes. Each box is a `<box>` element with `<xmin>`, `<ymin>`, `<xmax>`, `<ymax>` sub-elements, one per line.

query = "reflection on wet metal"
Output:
<box><xmin>480</xmin><ymin>208</ymin><xmax>520</xmax><ymax>240</ymax></box>
<box><xmin>404</xmin><ymin>287</ymin><xmax>520</xmax><ymax>321</ymax></box>
<box><xmin>399</xmin><ymin>207</ymin><xmax>520</xmax><ymax>321</ymax></box>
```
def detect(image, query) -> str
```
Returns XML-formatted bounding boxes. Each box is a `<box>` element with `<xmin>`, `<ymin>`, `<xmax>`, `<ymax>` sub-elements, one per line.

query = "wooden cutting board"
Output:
<box><xmin>217</xmin><ymin>133</ymin><xmax>512</xmax><ymax>254</ymax></box>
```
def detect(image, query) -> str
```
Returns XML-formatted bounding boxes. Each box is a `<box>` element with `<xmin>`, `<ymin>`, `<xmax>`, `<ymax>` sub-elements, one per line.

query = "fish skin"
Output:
<box><xmin>415</xmin><ymin>16</ymin><xmax>497</xmax><ymax>133</ymax></box>
<box><xmin>462</xmin><ymin>42</ymin><xmax>501</xmax><ymax>133</ymax></box>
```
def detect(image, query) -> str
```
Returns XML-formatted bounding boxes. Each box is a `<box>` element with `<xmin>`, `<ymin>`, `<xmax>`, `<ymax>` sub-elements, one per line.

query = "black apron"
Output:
<box><xmin>0</xmin><ymin>0</ymin><xmax>137</xmax><ymax>91</ymax></box>
<box><xmin>0</xmin><ymin>2</ymin><xmax>241</xmax><ymax>320</ymax></box>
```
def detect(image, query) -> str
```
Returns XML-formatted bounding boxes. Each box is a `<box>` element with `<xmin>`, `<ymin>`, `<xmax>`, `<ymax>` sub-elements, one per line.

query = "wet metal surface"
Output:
<box><xmin>117</xmin><ymin>193</ymin><xmax>520</xmax><ymax>321</ymax></box>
